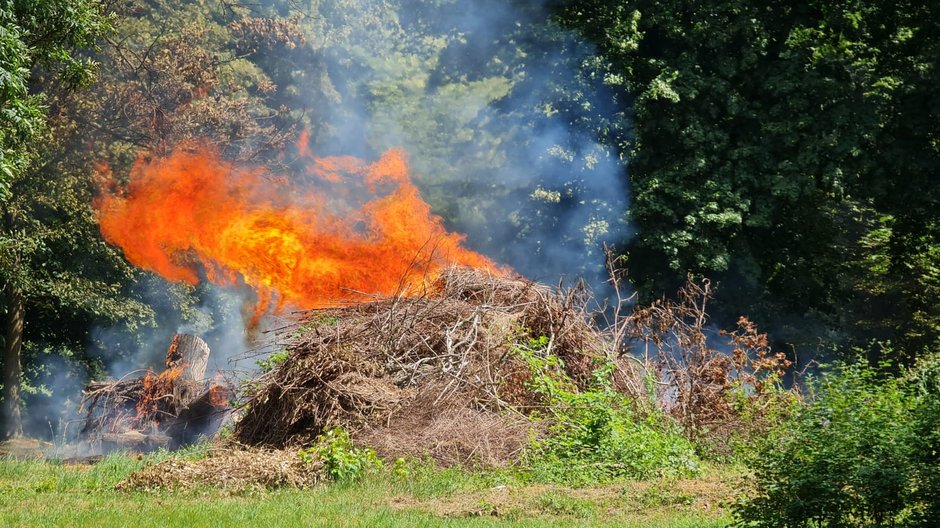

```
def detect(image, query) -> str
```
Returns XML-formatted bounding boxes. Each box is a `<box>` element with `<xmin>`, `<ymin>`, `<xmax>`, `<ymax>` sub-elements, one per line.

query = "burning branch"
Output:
<box><xmin>80</xmin><ymin>334</ymin><xmax>233</xmax><ymax>453</ymax></box>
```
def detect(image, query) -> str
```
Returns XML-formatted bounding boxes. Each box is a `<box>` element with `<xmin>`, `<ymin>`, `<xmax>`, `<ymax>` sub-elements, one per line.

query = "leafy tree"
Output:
<box><xmin>0</xmin><ymin>0</ymin><xmax>106</xmax><ymax>199</ymax></box>
<box><xmin>1</xmin><ymin>137</ymin><xmax>156</xmax><ymax>438</ymax></box>
<box><xmin>86</xmin><ymin>0</ymin><xmax>295</xmax><ymax>167</ymax></box>
<box><xmin>1</xmin><ymin>0</ymin><xmax>298</xmax><ymax>438</ymax></box>
<box><xmin>559</xmin><ymin>1</ymin><xmax>940</xmax><ymax>360</ymax></box>
<box><xmin>1</xmin><ymin>0</ymin><xmax>111</xmax><ymax>438</ymax></box>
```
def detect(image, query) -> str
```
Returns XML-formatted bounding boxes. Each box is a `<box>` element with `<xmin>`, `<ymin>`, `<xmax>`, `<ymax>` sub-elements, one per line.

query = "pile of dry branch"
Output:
<box><xmin>234</xmin><ymin>267</ymin><xmax>612</xmax><ymax>466</ymax></box>
<box><xmin>111</xmin><ymin>265</ymin><xmax>794</xmax><ymax>488</ymax></box>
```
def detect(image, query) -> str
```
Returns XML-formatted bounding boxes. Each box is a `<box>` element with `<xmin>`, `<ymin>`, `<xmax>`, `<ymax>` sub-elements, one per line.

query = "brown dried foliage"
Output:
<box><xmin>119</xmin><ymin>448</ymin><xmax>323</xmax><ymax>490</ymax></box>
<box><xmin>69</xmin><ymin>10</ymin><xmax>296</xmax><ymax>165</ymax></box>
<box><xmin>622</xmin><ymin>279</ymin><xmax>796</xmax><ymax>448</ymax></box>
<box><xmin>356</xmin><ymin>391</ymin><xmax>534</xmax><ymax>468</ymax></box>
<box><xmin>80</xmin><ymin>376</ymin><xmax>146</xmax><ymax>437</ymax></box>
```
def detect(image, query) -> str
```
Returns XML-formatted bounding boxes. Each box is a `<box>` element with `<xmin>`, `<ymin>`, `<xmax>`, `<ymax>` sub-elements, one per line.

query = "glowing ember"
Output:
<box><xmin>208</xmin><ymin>383</ymin><xmax>231</xmax><ymax>408</ymax></box>
<box><xmin>96</xmin><ymin>140</ymin><xmax>507</xmax><ymax>316</ymax></box>
<box><xmin>135</xmin><ymin>367</ymin><xmax>183</xmax><ymax>425</ymax></box>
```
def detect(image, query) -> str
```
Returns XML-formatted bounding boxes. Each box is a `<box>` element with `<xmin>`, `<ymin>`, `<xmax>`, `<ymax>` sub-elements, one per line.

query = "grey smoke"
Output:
<box><xmin>279</xmin><ymin>0</ymin><xmax>632</xmax><ymax>297</ymax></box>
<box><xmin>89</xmin><ymin>280</ymin><xmax>250</xmax><ymax>384</ymax></box>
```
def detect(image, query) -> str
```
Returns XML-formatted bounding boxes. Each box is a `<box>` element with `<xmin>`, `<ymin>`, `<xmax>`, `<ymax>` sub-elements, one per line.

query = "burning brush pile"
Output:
<box><xmin>112</xmin><ymin>267</ymin><xmax>790</xmax><ymax>490</ymax></box>
<box><xmin>233</xmin><ymin>267</ymin><xmax>612</xmax><ymax>467</ymax></box>
<box><xmin>90</xmin><ymin>140</ymin><xmax>786</xmax><ymax>487</ymax></box>
<box><xmin>80</xmin><ymin>335</ymin><xmax>235</xmax><ymax>453</ymax></box>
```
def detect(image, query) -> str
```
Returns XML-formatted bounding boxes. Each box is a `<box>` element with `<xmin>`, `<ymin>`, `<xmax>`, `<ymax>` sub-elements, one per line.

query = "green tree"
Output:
<box><xmin>0</xmin><ymin>0</ymin><xmax>106</xmax><ymax>199</ymax></box>
<box><xmin>1</xmin><ymin>0</ymin><xmax>110</xmax><ymax>438</ymax></box>
<box><xmin>560</xmin><ymin>1</ymin><xmax>940</xmax><ymax>360</ymax></box>
<box><xmin>2</xmin><ymin>0</ymin><xmax>298</xmax><ymax>438</ymax></box>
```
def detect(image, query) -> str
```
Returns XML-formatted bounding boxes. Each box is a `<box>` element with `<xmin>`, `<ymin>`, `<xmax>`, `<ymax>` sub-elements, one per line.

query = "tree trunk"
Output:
<box><xmin>165</xmin><ymin>334</ymin><xmax>211</xmax><ymax>382</ymax></box>
<box><xmin>2</xmin><ymin>286</ymin><xmax>24</xmax><ymax>439</ymax></box>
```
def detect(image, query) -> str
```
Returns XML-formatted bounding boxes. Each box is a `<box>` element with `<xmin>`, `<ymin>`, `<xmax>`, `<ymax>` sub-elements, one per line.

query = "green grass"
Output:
<box><xmin>0</xmin><ymin>453</ymin><xmax>732</xmax><ymax>528</ymax></box>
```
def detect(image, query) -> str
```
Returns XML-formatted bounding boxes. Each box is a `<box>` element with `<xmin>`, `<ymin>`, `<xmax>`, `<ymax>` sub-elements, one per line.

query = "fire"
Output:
<box><xmin>135</xmin><ymin>367</ymin><xmax>183</xmax><ymax>426</ymax></box>
<box><xmin>96</xmin><ymin>140</ymin><xmax>508</xmax><ymax>316</ymax></box>
<box><xmin>208</xmin><ymin>383</ymin><xmax>232</xmax><ymax>408</ymax></box>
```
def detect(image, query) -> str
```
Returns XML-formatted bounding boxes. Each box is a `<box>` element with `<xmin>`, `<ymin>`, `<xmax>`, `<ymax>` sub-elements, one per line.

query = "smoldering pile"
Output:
<box><xmin>233</xmin><ymin>267</ymin><xmax>615</xmax><ymax>467</ymax></box>
<box><xmin>79</xmin><ymin>335</ymin><xmax>235</xmax><ymax>453</ymax></box>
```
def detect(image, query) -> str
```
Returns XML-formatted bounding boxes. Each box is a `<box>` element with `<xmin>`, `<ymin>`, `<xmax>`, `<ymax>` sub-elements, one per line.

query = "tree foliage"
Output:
<box><xmin>559</xmin><ymin>0</ymin><xmax>940</xmax><ymax>360</ymax></box>
<box><xmin>234</xmin><ymin>0</ymin><xmax>630</xmax><ymax>284</ymax></box>
<box><xmin>1</xmin><ymin>0</ymin><xmax>299</xmax><ymax>437</ymax></box>
<box><xmin>1</xmin><ymin>0</ymin><xmax>113</xmax><ymax>437</ymax></box>
<box><xmin>0</xmin><ymin>0</ymin><xmax>106</xmax><ymax>198</ymax></box>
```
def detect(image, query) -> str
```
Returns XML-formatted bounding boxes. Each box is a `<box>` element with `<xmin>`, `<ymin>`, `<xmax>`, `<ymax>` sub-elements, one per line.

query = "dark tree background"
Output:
<box><xmin>559</xmin><ymin>0</ymin><xmax>940</xmax><ymax>362</ymax></box>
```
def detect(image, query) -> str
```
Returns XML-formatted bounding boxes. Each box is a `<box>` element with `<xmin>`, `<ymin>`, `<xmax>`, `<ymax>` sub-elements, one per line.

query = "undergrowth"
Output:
<box><xmin>299</xmin><ymin>427</ymin><xmax>383</xmax><ymax>482</ymax></box>
<box><xmin>734</xmin><ymin>354</ymin><xmax>940</xmax><ymax>527</ymax></box>
<box><xmin>515</xmin><ymin>336</ymin><xmax>700</xmax><ymax>485</ymax></box>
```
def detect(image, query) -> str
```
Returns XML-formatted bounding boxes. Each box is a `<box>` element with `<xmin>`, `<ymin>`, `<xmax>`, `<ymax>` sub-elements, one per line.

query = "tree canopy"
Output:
<box><xmin>0</xmin><ymin>0</ymin><xmax>106</xmax><ymax>198</ymax></box>
<box><xmin>560</xmin><ymin>0</ymin><xmax>940</xmax><ymax>360</ymax></box>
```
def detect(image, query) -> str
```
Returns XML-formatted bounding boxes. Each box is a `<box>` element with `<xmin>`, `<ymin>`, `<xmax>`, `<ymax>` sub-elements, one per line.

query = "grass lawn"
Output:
<box><xmin>0</xmin><ymin>447</ymin><xmax>734</xmax><ymax>528</ymax></box>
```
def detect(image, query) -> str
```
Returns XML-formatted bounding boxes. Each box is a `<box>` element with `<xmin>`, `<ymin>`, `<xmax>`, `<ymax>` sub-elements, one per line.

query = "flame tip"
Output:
<box><xmin>96</xmin><ymin>141</ymin><xmax>508</xmax><ymax>320</ymax></box>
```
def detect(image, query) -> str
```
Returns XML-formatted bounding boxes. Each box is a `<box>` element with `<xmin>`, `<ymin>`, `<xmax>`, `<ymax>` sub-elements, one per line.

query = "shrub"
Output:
<box><xmin>518</xmin><ymin>337</ymin><xmax>700</xmax><ymax>485</ymax></box>
<box><xmin>298</xmin><ymin>428</ymin><xmax>383</xmax><ymax>482</ymax></box>
<box><xmin>624</xmin><ymin>279</ymin><xmax>797</xmax><ymax>453</ymax></box>
<box><xmin>906</xmin><ymin>355</ymin><xmax>940</xmax><ymax>526</ymax></box>
<box><xmin>734</xmin><ymin>358</ymin><xmax>940</xmax><ymax>527</ymax></box>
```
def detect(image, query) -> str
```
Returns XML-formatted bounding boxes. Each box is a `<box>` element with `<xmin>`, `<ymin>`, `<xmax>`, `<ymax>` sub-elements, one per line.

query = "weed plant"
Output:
<box><xmin>516</xmin><ymin>337</ymin><xmax>700</xmax><ymax>485</ymax></box>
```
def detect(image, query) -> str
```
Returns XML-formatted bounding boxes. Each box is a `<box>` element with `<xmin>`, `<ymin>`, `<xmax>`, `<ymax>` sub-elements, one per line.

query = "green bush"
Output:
<box><xmin>734</xmin><ymin>357</ymin><xmax>940</xmax><ymax>527</ymax></box>
<box><xmin>906</xmin><ymin>355</ymin><xmax>940</xmax><ymax>526</ymax></box>
<box><xmin>298</xmin><ymin>428</ymin><xmax>383</xmax><ymax>482</ymax></box>
<box><xmin>518</xmin><ymin>338</ymin><xmax>700</xmax><ymax>485</ymax></box>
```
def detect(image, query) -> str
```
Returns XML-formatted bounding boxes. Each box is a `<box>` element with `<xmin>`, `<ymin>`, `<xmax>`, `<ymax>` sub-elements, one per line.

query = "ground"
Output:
<box><xmin>0</xmin><ymin>442</ymin><xmax>735</xmax><ymax>528</ymax></box>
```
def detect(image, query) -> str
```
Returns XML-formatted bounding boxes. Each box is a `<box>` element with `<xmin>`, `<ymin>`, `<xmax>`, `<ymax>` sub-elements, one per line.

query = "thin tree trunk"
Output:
<box><xmin>2</xmin><ymin>286</ymin><xmax>24</xmax><ymax>439</ymax></box>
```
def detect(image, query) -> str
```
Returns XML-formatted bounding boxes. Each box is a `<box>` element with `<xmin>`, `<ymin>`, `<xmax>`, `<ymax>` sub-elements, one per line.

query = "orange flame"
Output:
<box><xmin>96</xmin><ymin>140</ymin><xmax>507</xmax><ymax>315</ymax></box>
<box><xmin>208</xmin><ymin>383</ymin><xmax>232</xmax><ymax>408</ymax></box>
<box><xmin>135</xmin><ymin>367</ymin><xmax>183</xmax><ymax>425</ymax></box>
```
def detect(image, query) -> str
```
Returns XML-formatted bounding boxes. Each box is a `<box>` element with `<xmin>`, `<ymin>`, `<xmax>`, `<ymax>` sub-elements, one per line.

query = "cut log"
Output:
<box><xmin>165</xmin><ymin>384</ymin><xmax>235</xmax><ymax>448</ymax></box>
<box><xmin>165</xmin><ymin>334</ymin><xmax>210</xmax><ymax>381</ymax></box>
